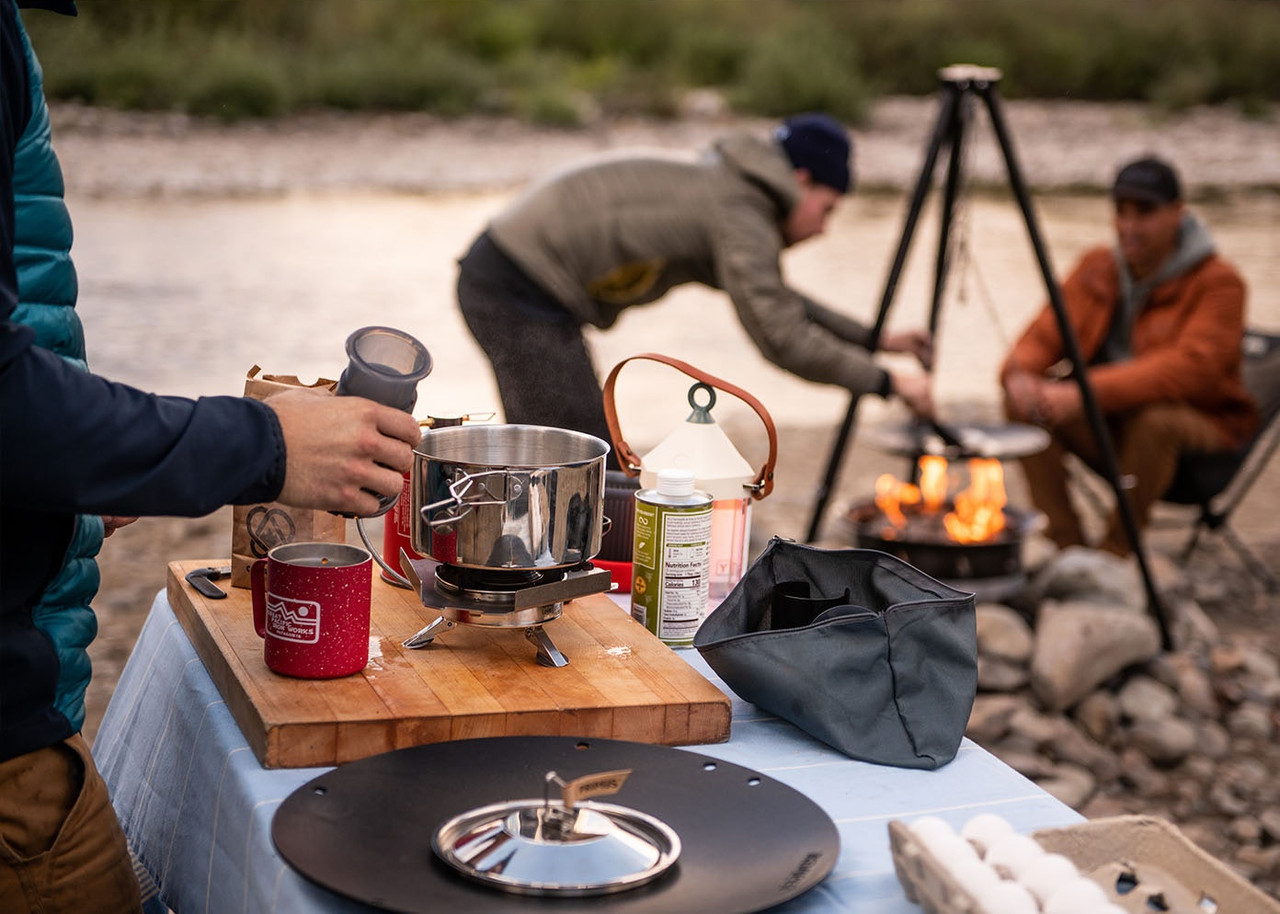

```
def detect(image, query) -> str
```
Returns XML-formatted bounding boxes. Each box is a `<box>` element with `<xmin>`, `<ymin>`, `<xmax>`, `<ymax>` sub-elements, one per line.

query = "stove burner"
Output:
<box><xmin>434</xmin><ymin>564</ymin><xmax>564</xmax><ymax>605</ymax></box>
<box><xmin>398</xmin><ymin>554</ymin><xmax>613</xmax><ymax>668</ymax></box>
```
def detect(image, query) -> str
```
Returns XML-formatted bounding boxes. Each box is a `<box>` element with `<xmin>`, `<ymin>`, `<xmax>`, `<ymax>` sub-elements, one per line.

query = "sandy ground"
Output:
<box><xmin>53</xmin><ymin>96</ymin><xmax>1280</xmax><ymax>744</ymax></box>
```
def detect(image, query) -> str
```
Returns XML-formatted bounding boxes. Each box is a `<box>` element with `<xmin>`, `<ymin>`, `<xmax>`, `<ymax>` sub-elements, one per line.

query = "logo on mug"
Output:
<box><xmin>266</xmin><ymin>594</ymin><xmax>322</xmax><ymax>644</ymax></box>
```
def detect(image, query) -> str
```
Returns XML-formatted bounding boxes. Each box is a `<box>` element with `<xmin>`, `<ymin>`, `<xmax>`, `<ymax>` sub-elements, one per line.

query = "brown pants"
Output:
<box><xmin>1016</xmin><ymin>402</ymin><xmax>1228</xmax><ymax>556</ymax></box>
<box><xmin>0</xmin><ymin>735</ymin><xmax>143</xmax><ymax>914</ymax></box>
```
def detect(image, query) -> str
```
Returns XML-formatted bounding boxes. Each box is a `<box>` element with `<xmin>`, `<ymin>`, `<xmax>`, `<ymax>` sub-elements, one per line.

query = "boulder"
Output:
<box><xmin>976</xmin><ymin>603</ymin><xmax>1035</xmax><ymax>663</ymax></box>
<box><xmin>1030</xmin><ymin>601</ymin><xmax>1162</xmax><ymax>710</ymax></box>
<box><xmin>1027</xmin><ymin>546</ymin><xmax>1145</xmax><ymax>611</ymax></box>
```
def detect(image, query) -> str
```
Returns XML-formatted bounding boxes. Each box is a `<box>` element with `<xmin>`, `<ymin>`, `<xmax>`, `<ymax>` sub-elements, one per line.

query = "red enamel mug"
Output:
<box><xmin>250</xmin><ymin>542</ymin><xmax>373</xmax><ymax>679</ymax></box>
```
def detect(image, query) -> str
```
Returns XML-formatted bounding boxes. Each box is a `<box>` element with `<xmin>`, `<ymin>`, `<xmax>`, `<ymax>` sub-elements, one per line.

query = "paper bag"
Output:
<box><xmin>230</xmin><ymin>366</ymin><xmax>347</xmax><ymax>588</ymax></box>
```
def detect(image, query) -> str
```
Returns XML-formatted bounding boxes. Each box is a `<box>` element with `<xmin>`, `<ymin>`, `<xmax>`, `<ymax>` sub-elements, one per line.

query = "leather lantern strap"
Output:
<box><xmin>601</xmin><ymin>352</ymin><xmax>778</xmax><ymax>500</ymax></box>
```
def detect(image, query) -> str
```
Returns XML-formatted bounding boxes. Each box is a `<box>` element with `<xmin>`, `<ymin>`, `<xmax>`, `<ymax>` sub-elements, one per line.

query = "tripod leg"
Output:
<box><xmin>930</xmin><ymin>91</ymin><xmax>973</xmax><ymax>339</ymax></box>
<box><xmin>805</xmin><ymin>85</ymin><xmax>961</xmax><ymax>542</ymax></box>
<box><xmin>977</xmin><ymin>84</ymin><xmax>1174</xmax><ymax>650</ymax></box>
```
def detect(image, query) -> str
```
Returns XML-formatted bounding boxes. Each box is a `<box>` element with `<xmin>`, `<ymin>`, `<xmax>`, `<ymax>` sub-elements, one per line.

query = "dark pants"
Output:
<box><xmin>457</xmin><ymin>232</ymin><xmax>618</xmax><ymax>465</ymax></box>
<box><xmin>1014</xmin><ymin>401</ymin><xmax>1228</xmax><ymax>556</ymax></box>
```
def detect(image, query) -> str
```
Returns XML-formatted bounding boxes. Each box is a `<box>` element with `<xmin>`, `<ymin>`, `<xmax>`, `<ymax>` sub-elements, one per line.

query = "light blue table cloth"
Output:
<box><xmin>93</xmin><ymin>591</ymin><xmax>1081</xmax><ymax>914</ymax></box>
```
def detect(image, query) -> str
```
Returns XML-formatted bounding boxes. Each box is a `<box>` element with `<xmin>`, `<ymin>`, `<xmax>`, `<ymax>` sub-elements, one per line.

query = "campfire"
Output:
<box><xmin>873</xmin><ymin>455</ymin><xmax>1009</xmax><ymax>544</ymax></box>
<box><xmin>848</xmin><ymin>452</ymin><xmax>1033</xmax><ymax>594</ymax></box>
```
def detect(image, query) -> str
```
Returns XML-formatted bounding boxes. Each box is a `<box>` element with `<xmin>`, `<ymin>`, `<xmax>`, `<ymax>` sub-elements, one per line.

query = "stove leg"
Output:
<box><xmin>402</xmin><ymin>615</ymin><xmax>452</xmax><ymax>649</ymax></box>
<box><xmin>526</xmin><ymin>626</ymin><xmax>569</xmax><ymax>668</ymax></box>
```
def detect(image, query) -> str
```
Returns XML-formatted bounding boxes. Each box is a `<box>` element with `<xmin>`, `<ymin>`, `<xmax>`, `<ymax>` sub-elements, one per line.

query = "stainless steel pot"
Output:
<box><xmin>411</xmin><ymin>425</ymin><xmax>609</xmax><ymax>570</ymax></box>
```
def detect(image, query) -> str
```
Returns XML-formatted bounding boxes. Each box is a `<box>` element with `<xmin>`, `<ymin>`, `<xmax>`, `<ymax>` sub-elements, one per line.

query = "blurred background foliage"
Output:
<box><xmin>21</xmin><ymin>0</ymin><xmax>1280</xmax><ymax>124</ymax></box>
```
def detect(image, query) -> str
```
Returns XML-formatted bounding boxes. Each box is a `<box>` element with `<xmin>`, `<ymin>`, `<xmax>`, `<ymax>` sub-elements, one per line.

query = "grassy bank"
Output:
<box><xmin>22</xmin><ymin>0</ymin><xmax>1280</xmax><ymax>124</ymax></box>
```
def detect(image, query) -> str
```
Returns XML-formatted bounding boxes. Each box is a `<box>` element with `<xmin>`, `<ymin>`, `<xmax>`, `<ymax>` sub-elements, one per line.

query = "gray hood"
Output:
<box><xmin>709</xmin><ymin>132</ymin><xmax>803</xmax><ymax>216</ymax></box>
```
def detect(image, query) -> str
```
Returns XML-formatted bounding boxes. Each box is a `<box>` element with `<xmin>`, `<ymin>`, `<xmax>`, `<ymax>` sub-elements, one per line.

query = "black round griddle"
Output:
<box><xmin>862</xmin><ymin>421</ymin><xmax>1050</xmax><ymax>460</ymax></box>
<box><xmin>272</xmin><ymin>736</ymin><xmax>839</xmax><ymax>914</ymax></box>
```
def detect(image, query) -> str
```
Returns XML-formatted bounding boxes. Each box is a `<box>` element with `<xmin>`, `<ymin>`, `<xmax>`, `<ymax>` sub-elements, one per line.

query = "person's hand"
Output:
<box><xmin>889</xmin><ymin>372</ymin><xmax>936</xmax><ymax>421</ymax></box>
<box><xmin>266</xmin><ymin>389</ymin><xmax>421</xmax><ymax>516</ymax></box>
<box><xmin>1002</xmin><ymin>370</ymin><xmax>1043</xmax><ymax>423</ymax></box>
<box><xmin>102</xmin><ymin>516</ymin><xmax>138</xmax><ymax>538</ymax></box>
<box><xmin>880</xmin><ymin>329</ymin><xmax>934</xmax><ymax>370</ymax></box>
<box><xmin>1037</xmin><ymin>380</ymin><xmax>1083</xmax><ymax>425</ymax></box>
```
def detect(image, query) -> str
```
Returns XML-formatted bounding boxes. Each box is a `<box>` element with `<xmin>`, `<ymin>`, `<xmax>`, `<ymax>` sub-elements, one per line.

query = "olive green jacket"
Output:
<box><xmin>487</xmin><ymin>132</ymin><xmax>885</xmax><ymax>396</ymax></box>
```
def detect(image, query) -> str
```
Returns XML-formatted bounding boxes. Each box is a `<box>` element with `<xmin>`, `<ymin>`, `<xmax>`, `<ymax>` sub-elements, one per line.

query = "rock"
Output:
<box><xmin>1195</xmin><ymin>720</ymin><xmax>1232</xmax><ymax>760</ymax></box>
<box><xmin>1226</xmin><ymin>703</ymin><xmax>1275</xmax><ymax>741</ymax></box>
<box><xmin>978</xmin><ymin>655</ymin><xmax>1030</xmax><ymax>691</ymax></box>
<box><xmin>1128</xmin><ymin>717</ymin><xmax>1198</xmax><ymax>766</ymax></box>
<box><xmin>1008</xmin><ymin>706</ymin><xmax>1062</xmax><ymax>746</ymax></box>
<box><xmin>1171</xmin><ymin>657</ymin><xmax>1219</xmax><ymax>718</ymax></box>
<box><xmin>1036</xmin><ymin>762</ymin><xmax>1097</xmax><ymax>809</ymax></box>
<box><xmin>1260</xmin><ymin>808</ymin><xmax>1280</xmax><ymax>843</ymax></box>
<box><xmin>966</xmin><ymin>693</ymin><xmax>1027</xmax><ymax>745</ymax></box>
<box><xmin>1168</xmin><ymin>597</ymin><xmax>1219</xmax><ymax>650</ymax></box>
<box><xmin>1229</xmin><ymin>816</ymin><xmax>1263</xmax><ymax>845</ymax></box>
<box><xmin>1239</xmin><ymin>645</ymin><xmax>1280</xmax><ymax>679</ymax></box>
<box><xmin>1030</xmin><ymin>602</ymin><xmax>1162</xmax><ymax>711</ymax></box>
<box><xmin>1147</xmin><ymin>550</ymin><xmax>1191</xmax><ymax>602</ymax></box>
<box><xmin>1027</xmin><ymin>546</ymin><xmax>1145</xmax><ymax>611</ymax></box>
<box><xmin>1046</xmin><ymin>720</ymin><xmax>1119</xmax><ymax>781</ymax></box>
<box><xmin>1072</xmin><ymin>691</ymin><xmax>1120</xmax><ymax>743</ymax></box>
<box><xmin>1117</xmin><ymin>746</ymin><xmax>1171</xmax><ymax>796</ymax></box>
<box><xmin>976</xmin><ymin>603</ymin><xmax>1035</xmax><ymax>663</ymax></box>
<box><xmin>1116</xmin><ymin>675</ymin><xmax>1180</xmax><ymax>723</ymax></box>
<box><xmin>1209</xmin><ymin>780</ymin><xmax>1251</xmax><ymax>817</ymax></box>
<box><xmin>994</xmin><ymin>748</ymin><xmax>1058</xmax><ymax>780</ymax></box>
<box><xmin>1210</xmin><ymin>644</ymin><xmax>1248</xmax><ymax>675</ymax></box>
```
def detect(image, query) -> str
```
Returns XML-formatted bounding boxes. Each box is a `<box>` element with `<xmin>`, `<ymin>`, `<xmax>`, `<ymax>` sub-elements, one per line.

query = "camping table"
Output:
<box><xmin>92</xmin><ymin>591</ymin><xmax>1082</xmax><ymax>913</ymax></box>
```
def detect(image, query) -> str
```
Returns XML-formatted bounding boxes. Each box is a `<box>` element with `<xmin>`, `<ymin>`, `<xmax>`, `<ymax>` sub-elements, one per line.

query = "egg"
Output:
<box><xmin>1043</xmin><ymin>876</ymin><xmax>1111</xmax><ymax>914</ymax></box>
<box><xmin>983</xmin><ymin>833</ymin><xmax>1045</xmax><ymax>880</ymax></box>
<box><xmin>1018</xmin><ymin>852</ymin><xmax>1081</xmax><ymax>905</ymax></box>
<box><xmin>946</xmin><ymin>856</ymin><xmax>1003</xmax><ymax>900</ymax></box>
<box><xmin>972</xmin><ymin>879</ymin><xmax>1039</xmax><ymax>914</ymax></box>
<box><xmin>909</xmin><ymin>815</ymin><xmax>957</xmax><ymax>844</ymax></box>
<box><xmin>960</xmin><ymin>813</ymin><xmax>1017</xmax><ymax>858</ymax></box>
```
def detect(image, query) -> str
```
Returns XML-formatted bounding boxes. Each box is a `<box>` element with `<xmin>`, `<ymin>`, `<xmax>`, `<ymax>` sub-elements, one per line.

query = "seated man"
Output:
<box><xmin>1001</xmin><ymin>156</ymin><xmax>1257</xmax><ymax>556</ymax></box>
<box><xmin>457</xmin><ymin>112</ymin><xmax>936</xmax><ymax>460</ymax></box>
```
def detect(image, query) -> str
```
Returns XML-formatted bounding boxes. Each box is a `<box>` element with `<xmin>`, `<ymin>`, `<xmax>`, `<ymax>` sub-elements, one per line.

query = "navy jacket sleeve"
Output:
<box><xmin>0</xmin><ymin>333</ymin><xmax>287</xmax><ymax>515</ymax></box>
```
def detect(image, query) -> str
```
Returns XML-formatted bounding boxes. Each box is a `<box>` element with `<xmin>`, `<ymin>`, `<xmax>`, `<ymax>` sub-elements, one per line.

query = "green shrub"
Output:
<box><xmin>733</xmin><ymin>18</ymin><xmax>867</xmax><ymax>122</ymax></box>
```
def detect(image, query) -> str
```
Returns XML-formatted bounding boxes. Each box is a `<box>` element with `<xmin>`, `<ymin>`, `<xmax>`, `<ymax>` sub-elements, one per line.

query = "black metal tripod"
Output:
<box><xmin>803</xmin><ymin>65</ymin><xmax>1173</xmax><ymax>648</ymax></box>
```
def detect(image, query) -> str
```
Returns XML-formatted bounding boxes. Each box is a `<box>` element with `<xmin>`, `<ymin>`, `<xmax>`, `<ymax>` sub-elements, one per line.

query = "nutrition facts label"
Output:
<box><xmin>655</xmin><ymin>508</ymin><xmax>711</xmax><ymax>641</ymax></box>
<box><xmin>631</xmin><ymin>498</ymin><xmax>712</xmax><ymax>645</ymax></box>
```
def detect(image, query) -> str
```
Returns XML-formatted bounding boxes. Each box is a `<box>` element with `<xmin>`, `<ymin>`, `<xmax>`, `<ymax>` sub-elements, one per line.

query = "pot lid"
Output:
<box><xmin>433</xmin><ymin>799</ymin><xmax>680</xmax><ymax>896</ymax></box>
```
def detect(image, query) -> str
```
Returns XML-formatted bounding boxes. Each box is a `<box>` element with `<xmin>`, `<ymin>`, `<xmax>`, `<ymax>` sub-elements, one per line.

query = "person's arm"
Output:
<box><xmin>0</xmin><ymin>324</ymin><xmax>418</xmax><ymax>518</ymax></box>
<box><xmin>713</xmin><ymin>197</ymin><xmax>887</xmax><ymax>396</ymax></box>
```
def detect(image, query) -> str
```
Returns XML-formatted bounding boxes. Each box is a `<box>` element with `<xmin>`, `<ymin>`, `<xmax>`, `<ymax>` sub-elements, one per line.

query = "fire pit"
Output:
<box><xmin>844</xmin><ymin>450</ymin><xmax>1042</xmax><ymax>601</ymax></box>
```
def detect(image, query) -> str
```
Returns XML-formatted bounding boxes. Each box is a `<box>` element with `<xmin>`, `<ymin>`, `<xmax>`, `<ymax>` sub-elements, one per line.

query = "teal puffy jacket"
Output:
<box><xmin>11</xmin><ymin>12</ymin><xmax>102</xmax><ymax>734</ymax></box>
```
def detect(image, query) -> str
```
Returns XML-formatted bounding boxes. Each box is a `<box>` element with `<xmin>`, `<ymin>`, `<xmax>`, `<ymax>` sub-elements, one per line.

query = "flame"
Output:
<box><xmin>945</xmin><ymin>458</ymin><xmax>1007</xmax><ymax>543</ymax></box>
<box><xmin>873</xmin><ymin>456</ymin><xmax>1008</xmax><ymax>543</ymax></box>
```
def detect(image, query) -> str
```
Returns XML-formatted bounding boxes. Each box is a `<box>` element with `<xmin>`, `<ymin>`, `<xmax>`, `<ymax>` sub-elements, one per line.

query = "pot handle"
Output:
<box><xmin>420</xmin><ymin>468</ymin><xmax>514</xmax><ymax>527</ymax></box>
<box><xmin>602</xmin><ymin>352</ymin><xmax>778</xmax><ymax>500</ymax></box>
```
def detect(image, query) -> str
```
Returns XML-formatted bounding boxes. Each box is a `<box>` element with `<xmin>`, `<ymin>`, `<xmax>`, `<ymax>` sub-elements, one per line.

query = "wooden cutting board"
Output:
<box><xmin>166</xmin><ymin>560</ymin><xmax>730</xmax><ymax>769</ymax></box>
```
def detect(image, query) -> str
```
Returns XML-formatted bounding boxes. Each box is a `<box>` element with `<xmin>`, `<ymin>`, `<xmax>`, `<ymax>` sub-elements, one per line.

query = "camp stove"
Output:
<box><xmin>398</xmin><ymin>553</ymin><xmax>613</xmax><ymax>667</ymax></box>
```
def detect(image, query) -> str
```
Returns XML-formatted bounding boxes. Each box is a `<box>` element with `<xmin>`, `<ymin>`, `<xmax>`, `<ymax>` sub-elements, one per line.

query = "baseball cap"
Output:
<box><xmin>1112</xmin><ymin>156</ymin><xmax>1181</xmax><ymax>206</ymax></box>
<box><xmin>775</xmin><ymin>112</ymin><xmax>853</xmax><ymax>195</ymax></box>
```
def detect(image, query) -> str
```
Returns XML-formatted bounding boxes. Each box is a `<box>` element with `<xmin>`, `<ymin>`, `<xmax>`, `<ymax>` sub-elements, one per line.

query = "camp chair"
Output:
<box><xmin>1160</xmin><ymin>328</ymin><xmax>1280</xmax><ymax>590</ymax></box>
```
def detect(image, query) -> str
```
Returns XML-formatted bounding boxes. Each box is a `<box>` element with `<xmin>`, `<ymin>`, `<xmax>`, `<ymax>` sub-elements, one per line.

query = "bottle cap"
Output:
<box><xmin>656</xmin><ymin>468</ymin><xmax>696</xmax><ymax>497</ymax></box>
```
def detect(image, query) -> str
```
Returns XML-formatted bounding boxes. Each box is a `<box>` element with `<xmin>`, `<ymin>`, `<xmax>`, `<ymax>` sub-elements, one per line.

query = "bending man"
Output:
<box><xmin>458</xmin><ymin>112</ymin><xmax>935</xmax><ymax>454</ymax></box>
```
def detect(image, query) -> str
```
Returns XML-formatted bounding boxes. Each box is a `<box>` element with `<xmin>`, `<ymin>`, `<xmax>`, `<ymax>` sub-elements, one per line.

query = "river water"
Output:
<box><xmin>70</xmin><ymin>189</ymin><xmax>1280</xmax><ymax>447</ymax></box>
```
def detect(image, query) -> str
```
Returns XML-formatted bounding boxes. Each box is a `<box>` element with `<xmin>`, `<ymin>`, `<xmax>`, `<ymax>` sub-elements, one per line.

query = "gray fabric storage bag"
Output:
<box><xmin>693</xmin><ymin>538</ymin><xmax>977</xmax><ymax>770</ymax></box>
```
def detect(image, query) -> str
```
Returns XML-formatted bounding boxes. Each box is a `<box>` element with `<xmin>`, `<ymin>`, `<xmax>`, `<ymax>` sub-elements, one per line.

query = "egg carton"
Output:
<box><xmin>889</xmin><ymin>815</ymin><xmax>1280</xmax><ymax>914</ymax></box>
